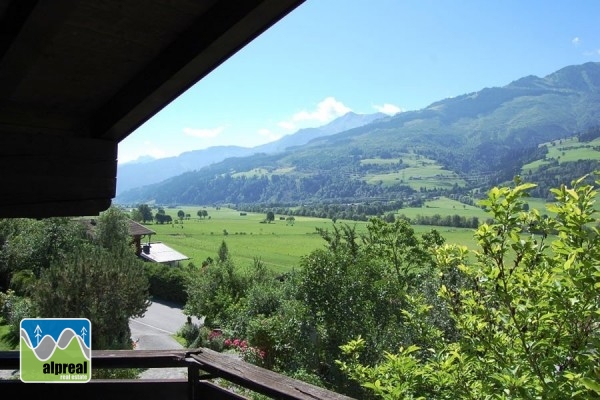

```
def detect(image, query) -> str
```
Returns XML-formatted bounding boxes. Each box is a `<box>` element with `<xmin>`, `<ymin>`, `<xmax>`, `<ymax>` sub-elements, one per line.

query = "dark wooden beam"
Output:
<box><xmin>0</xmin><ymin>0</ymin><xmax>77</xmax><ymax>99</ymax></box>
<box><xmin>0</xmin><ymin>0</ymin><xmax>38</xmax><ymax>58</ymax></box>
<box><xmin>0</xmin><ymin>131</ymin><xmax>116</xmax><ymax>218</ymax></box>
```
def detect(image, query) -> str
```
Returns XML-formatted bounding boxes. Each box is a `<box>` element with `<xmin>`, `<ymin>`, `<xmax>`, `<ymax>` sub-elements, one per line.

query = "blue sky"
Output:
<box><xmin>118</xmin><ymin>0</ymin><xmax>600</xmax><ymax>164</ymax></box>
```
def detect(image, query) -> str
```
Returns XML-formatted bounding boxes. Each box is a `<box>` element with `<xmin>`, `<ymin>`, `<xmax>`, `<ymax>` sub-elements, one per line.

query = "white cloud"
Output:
<box><xmin>278</xmin><ymin>97</ymin><xmax>352</xmax><ymax>131</ymax></box>
<box><xmin>183</xmin><ymin>126</ymin><xmax>225</xmax><ymax>138</ymax></box>
<box><xmin>277</xmin><ymin>121</ymin><xmax>296</xmax><ymax>130</ymax></box>
<box><xmin>572</xmin><ymin>37</ymin><xmax>580</xmax><ymax>46</ymax></box>
<box><xmin>373</xmin><ymin>103</ymin><xmax>403</xmax><ymax>115</ymax></box>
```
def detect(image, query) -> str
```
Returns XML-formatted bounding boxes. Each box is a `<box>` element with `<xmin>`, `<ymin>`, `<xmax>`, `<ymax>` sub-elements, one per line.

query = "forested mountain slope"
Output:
<box><xmin>116</xmin><ymin>112</ymin><xmax>385</xmax><ymax>194</ymax></box>
<box><xmin>115</xmin><ymin>62</ymin><xmax>600</xmax><ymax>206</ymax></box>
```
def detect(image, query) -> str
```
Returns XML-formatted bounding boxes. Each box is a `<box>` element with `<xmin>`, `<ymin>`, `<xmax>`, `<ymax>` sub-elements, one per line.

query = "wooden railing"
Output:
<box><xmin>0</xmin><ymin>348</ymin><xmax>355</xmax><ymax>400</ymax></box>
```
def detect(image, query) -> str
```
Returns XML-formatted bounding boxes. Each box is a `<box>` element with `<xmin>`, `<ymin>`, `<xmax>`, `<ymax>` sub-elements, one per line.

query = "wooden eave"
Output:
<box><xmin>0</xmin><ymin>0</ymin><xmax>305</xmax><ymax>218</ymax></box>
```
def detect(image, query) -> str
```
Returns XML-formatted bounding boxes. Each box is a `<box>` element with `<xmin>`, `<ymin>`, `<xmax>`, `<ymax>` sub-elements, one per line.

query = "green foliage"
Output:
<box><xmin>137</xmin><ymin>204</ymin><xmax>153</xmax><ymax>223</ymax></box>
<box><xmin>184</xmin><ymin>258</ymin><xmax>250</xmax><ymax>331</ymax></box>
<box><xmin>266</xmin><ymin>211</ymin><xmax>275</xmax><ymax>223</ymax></box>
<box><xmin>33</xmin><ymin>246</ymin><xmax>150</xmax><ymax>350</ymax></box>
<box><xmin>0</xmin><ymin>217</ymin><xmax>86</xmax><ymax>287</ymax></box>
<box><xmin>176</xmin><ymin>320</ymin><xmax>200</xmax><ymax>347</ymax></box>
<box><xmin>8</xmin><ymin>269</ymin><xmax>36</xmax><ymax>296</ymax></box>
<box><xmin>337</xmin><ymin>174</ymin><xmax>600</xmax><ymax>399</ymax></box>
<box><xmin>218</xmin><ymin>240</ymin><xmax>229</xmax><ymax>263</ymax></box>
<box><xmin>144</xmin><ymin>263</ymin><xmax>188</xmax><ymax>304</ymax></box>
<box><xmin>95</xmin><ymin>206</ymin><xmax>134</xmax><ymax>256</ymax></box>
<box><xmin>92</xmin><ymin>368</ymin><xmax>144</xmax><ymax>380</ymax></box>
<box><xmin>0</xmin><ymin>289</ymin><xmax>34</xmax><ymax>346</ymax></box>
<box><xmin>298</xmin><ymin>219</ymin><xmax>448</xmax><ymax>394</ymax></box>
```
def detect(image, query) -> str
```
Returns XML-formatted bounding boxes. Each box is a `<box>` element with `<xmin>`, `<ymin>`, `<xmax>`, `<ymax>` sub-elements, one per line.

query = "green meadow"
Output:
<box><xmin>138</xmin><ymin>197</ymin><xmax>499</xmax><ymax>273</ymax></box>
<box><xmin>522</xmin><ymin>136</ymin><xmax>600</xmax><ymax>172</ymax></box>
<box><xmin>361</xmin><ymin>154</ymin><xmax>467</xmax><ymax>190</ymax></box>
<box><xmin>145</xmin><ymin>208</ymin><xmax>334</xmax><ymax>274</ymax></box>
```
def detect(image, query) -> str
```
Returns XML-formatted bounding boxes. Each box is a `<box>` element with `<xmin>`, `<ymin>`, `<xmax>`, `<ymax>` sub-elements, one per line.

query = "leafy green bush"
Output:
<box><xmin>177</xmin><ymin>320</ymin><xmax>200</xmax><ymax>347</ymax></box>
<box><xmin>189</xmin><ymin>326</ymin><xmax>212</xmax><ymax>348</ymax></box>
<box><xmin>144</xmin><ymin>263</ymin><xmax>188</xmax><ymax>304</ymax></box>
<box><xmin>0</xmin><ymin>289</ymin><xmax>34</xmax><ymax>345</ymax></box>
<box><xmin>337</xmin><ymin>175</ymin><xmax>600</xmax><ymax>399</ymax></box>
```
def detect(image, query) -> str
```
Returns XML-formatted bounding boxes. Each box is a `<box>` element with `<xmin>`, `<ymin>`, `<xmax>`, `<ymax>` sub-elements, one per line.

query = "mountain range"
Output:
<box><xmin>116</xmin><ymin>111</ymin><xmax>386</xmax><ymax>194</ymax></box>
<box><xmin>115</xmin><ymin>62</ymin><xmax>600</xmax><ymax>207</ymax></box>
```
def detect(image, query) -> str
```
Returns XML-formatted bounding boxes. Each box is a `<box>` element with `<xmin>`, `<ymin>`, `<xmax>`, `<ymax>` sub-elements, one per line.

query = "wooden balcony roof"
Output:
<box><xmin>0</xmin><ymin>0</ymin><xmax>304</xmax><ymax>218</ymax></box>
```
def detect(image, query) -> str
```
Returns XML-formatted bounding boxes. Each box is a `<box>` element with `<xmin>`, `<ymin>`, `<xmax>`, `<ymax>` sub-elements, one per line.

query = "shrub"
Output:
<box><xmin>144</xmin><ymin>263</ymin><xmax>188</xmax><ymax>304</ymax></box>
<box><xmin>177</xmin><ymin>319</ymin><xmax>200</xmax><ymax>347</ymax></box>
<box><xmin>0</xmin><ymin>290</ymin><xmax>34</xmax><ymax>345</ymax></box>
<box><xmin>337</xmin><ymin>175</ymin><xmax>600</xmax><ymax>399</ymax></box>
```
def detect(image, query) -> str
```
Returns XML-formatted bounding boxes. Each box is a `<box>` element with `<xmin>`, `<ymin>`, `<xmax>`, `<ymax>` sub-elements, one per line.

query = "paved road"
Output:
<box><xmin>129</xmin><ymin>300</ymin><xmax>203</xmax><ymax>379</ymax></box>
<box><xmin>130</xmin><ymin>299</ymin><xmax>201</xmax><ymax>350</ymax></box>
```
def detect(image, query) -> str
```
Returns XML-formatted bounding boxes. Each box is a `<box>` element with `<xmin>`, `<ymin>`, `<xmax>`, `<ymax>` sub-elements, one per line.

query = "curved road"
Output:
<box><xmin>130</xmin><ymin>300</ymin><xmax>202</xmax><ymax>350</ymax></box>
<box><xmin>129</xmin><ymin>300</ymin><xmax>203</xmax><ymax>379</ymax></box>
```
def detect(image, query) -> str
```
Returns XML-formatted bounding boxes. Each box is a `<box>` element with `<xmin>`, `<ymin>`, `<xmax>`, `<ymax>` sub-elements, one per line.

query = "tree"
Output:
<box><xmin>197</xmin><ymin>210</ymin><xmax>209</xmax><ymax>219</ymax></box>
<box><xmin>34</xmin><ymin>203</ymin><xmax>149</xmax><ymax>350</ymax></box>
<box><xmin>130</xmin><ymin>208</ymin><xmax>143</xmax><ymax>222</ymax></box>
<box><xmin>33</xmin><ymin>246</ymin><xmax>150</xmax><ymax>350</ymax></box>
<box><xmin>177</xmin><ymin>210</ymin><xmax>185</xmax><ymax>221</ymax></box>
<box><xmin>297</xmin><ymin>219</ymin><xmax>446</xmax><ymax>394</ymax></box>
<box><xmin>94</xmin><ymin>206</ymin><xmax>131</xmax><ymax>256</ymax></box>
<box><xmin>0</xmin><ymin>217</ymin><xmax>86</xmax><ymax>288</ymax></box>
<box><xmin>155</xmin><ymin>212</ymin><xmax>166</xmax><ymax>224</ymax></box>
<box><xmin>137</xmin><ymin>204</ymin><xmax>153</xmax><ymax>223</ymax></box>
<box><xmin>338</xmin><ymin>175</ymin><xmax>600</xmax><ymax>399</ymax></box>
<box><xmin>218</xmin><ymin>240</ymin><xmax>229</xmax><ymax>263</ymax></box>
<box><xmin>266</xmin><ymin>211</ymin><xmax>275</xmax><ymax>223</ymax></box>
<box><xmin>184</xmin><ymin>246</ymin><xmax>250</xmax><ymax>329</ymax></box>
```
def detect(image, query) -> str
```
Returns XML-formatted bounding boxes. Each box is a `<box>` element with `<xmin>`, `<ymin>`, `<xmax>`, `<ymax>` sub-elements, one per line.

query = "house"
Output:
<box><xmin>139</xmin><ymin>242</ymin><xmax>190</xmax><ymax>267</ymax></box>
<box><xmin>126</xmin><ymin>220</ymin><xmax>190</xmax><ymax>265</ymax></box>
<box><xmin>82</xmin><ymin>218</ymin><xmax>189</xmax><ymax>265</ymax></box>
<box><xmin>127</xmin><ymin>219</ymin><xmax>156</xmax><ymax>256</ymax></box>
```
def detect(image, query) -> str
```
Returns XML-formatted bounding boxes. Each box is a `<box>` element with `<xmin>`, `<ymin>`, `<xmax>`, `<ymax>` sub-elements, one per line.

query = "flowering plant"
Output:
<box><xmin>224</xmin><ymin>337</ymin><xmax>266</xmax><ymax>366</ymax></box>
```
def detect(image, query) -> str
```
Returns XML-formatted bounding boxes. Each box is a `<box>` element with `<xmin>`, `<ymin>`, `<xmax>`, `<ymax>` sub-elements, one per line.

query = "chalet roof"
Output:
<box><xmin>139</xmin><ymin>242</ymin><xmax>190</xmax><ymax>264</ymax></box>
<box><xmin>0</xmin><ymin>0</ymin><xmax>305</xmax><ymax>219</ymax></box>
<box><xmin>128</xmin><ymin>220</ymin><xmax>156</xmax><ymax>237</ymax></box>
<box><xmin>79</xmin><ymin>218</ymin><xmax>155</xmax><ymax>237</ymax></box>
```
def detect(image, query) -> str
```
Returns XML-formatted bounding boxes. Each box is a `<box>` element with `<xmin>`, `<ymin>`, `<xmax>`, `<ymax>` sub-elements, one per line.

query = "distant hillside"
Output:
<box><xmin>115</xmin><ymin>62</ymin><xmax>600</xmax><ymax>207</ymax></box>
<box><xmin>116</xmin><ymin>111</ymin><xmax>385</xmax><ymax>194</ymax></box>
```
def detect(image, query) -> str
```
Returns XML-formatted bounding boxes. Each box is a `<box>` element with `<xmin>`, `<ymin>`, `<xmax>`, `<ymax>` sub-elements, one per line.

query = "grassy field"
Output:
<box><xmin>361</xmin><ymin>153</ymin><xmax>467</xmax><ymax>190</ymax></box>
<box><xmin>146</xmin><ymin>208</ymin><xmax>334</xmax><ymax>274</ymax></box>
<box><xmin>522</xmin><ymin>136</ymin><xmax>600</xmax><ymax>172</ymax></box>
<box><xmin>138</xmin><ymin>197</ymin><xmax>499</xmax><ymax>273</ymax></box>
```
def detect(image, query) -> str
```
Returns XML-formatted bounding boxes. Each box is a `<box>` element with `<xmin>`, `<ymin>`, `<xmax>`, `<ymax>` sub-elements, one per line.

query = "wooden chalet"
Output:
<box><xmin>128</xmin><ymin>219</ymin><xmax>156</xmax><ymax>256</ymax></box>
<box><xmin>0</xmin><ymin>0</ymin><xmax>354</xmax><ymax>398</ymax></box>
